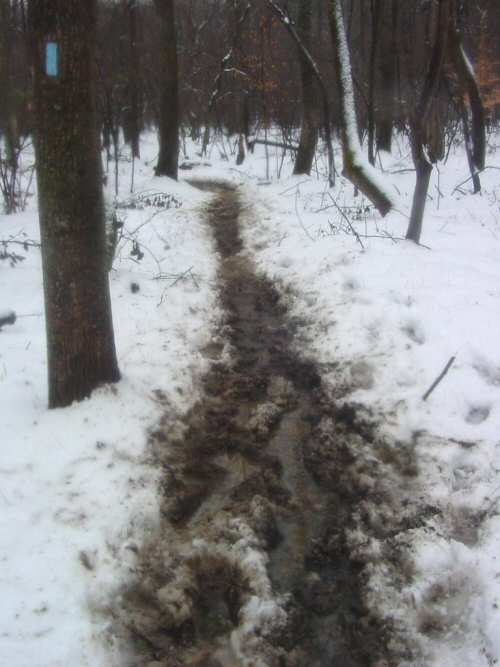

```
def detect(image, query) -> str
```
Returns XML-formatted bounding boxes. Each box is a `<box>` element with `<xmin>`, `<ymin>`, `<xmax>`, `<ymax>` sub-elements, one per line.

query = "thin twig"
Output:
<box><xmin>387</xmin><ymin>168</ymin><xmax>416</xmax><ymax>175</ymax></box>
<box><xmin>278</xmin><ymin>179</ymin><xmax>310</xmax><ymax>196</ymax></box>
<box><xmin>328</xmin><ymin>192</ymin><xmax>365</xmax><ymax>250</ymax></box>
<box><xmin>1</xmin><ymin>237</ymin><xmax>40</xmax><ymax>249</ymax></box>
<box><xmin>155</xmin><ymin>266</ymin><xmax>198</xmax><ymax>306</ymax></box>
<box><xmin>0</xmin><ymin>487</ymin><xmax>11</xmax><ymax>505</ymax></box>
<box><xmin>358</xmin><ymin>233</ymin><xmax>432</xmax><ymax>250</ymax></box>
<box><xmin>294</xmin><ymin>190</ymin><xmax>315</xmax><ymax>242</ymax></box>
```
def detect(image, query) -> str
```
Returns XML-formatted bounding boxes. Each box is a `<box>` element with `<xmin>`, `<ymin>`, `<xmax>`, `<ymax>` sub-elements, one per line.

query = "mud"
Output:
<box><xmin>115</xmin><ymin>185</ymin><xmax>420</xmax><ymax>666</ymax></box>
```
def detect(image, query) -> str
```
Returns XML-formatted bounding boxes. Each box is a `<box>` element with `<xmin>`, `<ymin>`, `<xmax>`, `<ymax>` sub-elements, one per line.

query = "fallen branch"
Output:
<box><xmin>155</xmin><ymin>266</ymin><xmax>199</xmax><ymax>306</ymax></box>
<box><xmin>294</xmin><ymin>190</ymin><xmax>315</xmax><ymax>242</ymax></box>
<box><xmin>358</xmin><ymin>232</ymin><xmax>432</xmax><ymax>251</ymax></box>
<box><xmin>452</xmin><ymin>165</ymin><xmax>500</xmax><ymax>194</ymax></box>
<box><xmin>153</xmin><ymin>266</ymin><xmax>195</xmax><ymax>284</ymax></box>
<box><xmin>248</xmin><ymin>138</ymin><xmax>299</xmax><ymax>153</ymax></box>
<box><xmin>422</xmin><ymin>356</ymin><xmax>456</xmax><ymax>401</ymax></box>
<box><xmin>279</xmin><ymin>179</ymin><xmax>310</xmax><ymax>196</ymax></box>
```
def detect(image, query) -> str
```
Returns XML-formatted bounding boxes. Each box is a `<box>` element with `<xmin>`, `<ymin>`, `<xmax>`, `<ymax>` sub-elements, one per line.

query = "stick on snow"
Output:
<box><xmin>422</xmin><ymin>355</ymin><xmax>456</xmax><ymax>402</ymax></box>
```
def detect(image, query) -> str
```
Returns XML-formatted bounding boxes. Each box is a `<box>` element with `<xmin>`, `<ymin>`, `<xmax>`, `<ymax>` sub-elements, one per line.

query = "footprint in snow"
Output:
<box><xmin>342</xmin><ymin>277</ymin><xmax>360</xmax><ymax>292</ymax></box>
<box><xmin>401</xmin><ymin>320</ymin><xmax>426</xmax><ymax>345</ymax></box>
<box><xmin>349</xmin><ymin>360</ymin><xmax>375</xmax><ymax>390</ymax></box>
<box><xmin>473</xmin><ymin>361</ymin><xmax>500</xmax><ymax>387</ymax></box>
<box><xmin>465</xmin><ymin>404</ymin><xmax>491</xmax><ymax>425</ymax></box>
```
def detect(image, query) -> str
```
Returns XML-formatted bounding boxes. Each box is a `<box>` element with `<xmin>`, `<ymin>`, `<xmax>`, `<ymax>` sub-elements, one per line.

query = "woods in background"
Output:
<box><xmin>1</xmin><ymin>0</ymin><xmax>498</xmax><ymax>183</ymax></box>
<box><xmin>0</xmin><ymin>0</ymin><xmax>496</xmax><ymax>405</ymax></box>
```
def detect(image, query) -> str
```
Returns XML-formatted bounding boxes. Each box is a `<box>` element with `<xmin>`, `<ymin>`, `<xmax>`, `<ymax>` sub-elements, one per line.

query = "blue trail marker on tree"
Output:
<box><xmin>45</xmin><ymin>42</ymin><xmax>58</xmax><ymax>77</ymax></box>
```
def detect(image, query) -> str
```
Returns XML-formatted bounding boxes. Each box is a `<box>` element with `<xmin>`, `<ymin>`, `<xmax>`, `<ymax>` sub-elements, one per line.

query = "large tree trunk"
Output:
<box><xmin>154</xmin><ymin>0</ymin><xmax>179</xmax><ymax>179</ymax></box>
<box><xmin>293</xmin><ymin>0</ymin><xmax>320</xmax><ymax>176</ymax></box>
<box><xmin>28</xmin><ymin>0</ymin><xmax>120</xmax><ymax>408</ymax></box>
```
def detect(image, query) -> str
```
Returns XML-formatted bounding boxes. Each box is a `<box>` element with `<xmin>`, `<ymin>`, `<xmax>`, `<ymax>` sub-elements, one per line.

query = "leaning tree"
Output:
<box><xmin>328</xmin><ymin>0</ymin><xmax>395</xmax><ymax>216</ymax></box>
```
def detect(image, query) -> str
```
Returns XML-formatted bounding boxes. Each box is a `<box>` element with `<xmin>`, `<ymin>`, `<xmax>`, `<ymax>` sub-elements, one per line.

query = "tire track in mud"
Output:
<box><xmin>116</xmin><ymin>184</ymin><xmax>417</xmax><ymax>667</ymax></box>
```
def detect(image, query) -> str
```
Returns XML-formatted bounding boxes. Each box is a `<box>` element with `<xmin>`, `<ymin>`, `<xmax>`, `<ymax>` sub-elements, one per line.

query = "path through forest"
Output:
<box><xmin>116</xmin><ymin>184</ymin><xmax>411</xmax><ymax>667</ymax></box>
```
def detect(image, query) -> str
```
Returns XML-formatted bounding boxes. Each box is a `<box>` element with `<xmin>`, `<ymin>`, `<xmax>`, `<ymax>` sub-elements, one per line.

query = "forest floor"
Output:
<box><xmin>2</xmin><ymin>135</ymin><xmax>500</xmax><ymax>667</ymax></box>
<box><xmin>115</xmin><ymin>184</ymin><xmax>405</xmax><ymax>666</ymax></box>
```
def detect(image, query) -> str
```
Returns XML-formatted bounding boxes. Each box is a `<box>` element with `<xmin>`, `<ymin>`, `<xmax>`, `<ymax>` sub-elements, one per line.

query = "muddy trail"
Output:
<box><xmin>117</xmin><ymin>185</ymin><xmax>416</xmax><ymax>667</ymax></box>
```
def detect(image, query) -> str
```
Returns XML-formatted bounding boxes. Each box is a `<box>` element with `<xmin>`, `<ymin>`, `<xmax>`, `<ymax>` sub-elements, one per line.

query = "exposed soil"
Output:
<box><xmin>116</xmin><ymin>185</ymin><xmax>422</xmax><ymax>666</ymax></box>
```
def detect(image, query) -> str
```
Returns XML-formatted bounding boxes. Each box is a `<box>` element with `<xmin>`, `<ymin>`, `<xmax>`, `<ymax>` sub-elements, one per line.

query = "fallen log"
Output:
<box><xmin>247</xmin><ymin>138</ymin><xmax>299</xmax><ymax>153</ymax></box>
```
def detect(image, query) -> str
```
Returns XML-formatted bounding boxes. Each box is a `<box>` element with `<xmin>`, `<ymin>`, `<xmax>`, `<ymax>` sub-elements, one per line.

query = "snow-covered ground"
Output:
<box><xmin>0</xmin><ymin>136</ymin><xmax>220</xmax><ymax>666</ymax></box>
<box><xmin>1</xmin><ymin>129</ymin><xmax>500</xmax><ymax>665</ymax></box>
<box><xmin>234</xmin><ymin>138</ymin><xmax>500</xmax><ymax>666</ymax></box>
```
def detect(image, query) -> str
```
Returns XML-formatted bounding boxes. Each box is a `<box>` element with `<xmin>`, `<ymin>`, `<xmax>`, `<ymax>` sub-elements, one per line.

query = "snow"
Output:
<box><xmin>0</xmin><ymin>135</ymin><xmax>220</xmax><ymax>666</ymax></box>
<box><xmin>234</xmin><ymin>137</ymin><xmax>500</xmax><ymax>664</ymax></box>
<box><xmin>192</xmin><ymin>518</ymin><xmax>287</xmax><ymax>667</ymax></box>
<box><xmin>2</xmin><ymin>126</ymin><xmax>500</xmax><ymax>665</ymax></box>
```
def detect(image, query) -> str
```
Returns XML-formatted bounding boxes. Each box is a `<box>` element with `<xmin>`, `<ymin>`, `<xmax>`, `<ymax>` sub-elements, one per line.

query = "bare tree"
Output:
<box><xmin>367</xmin><ymin>0</ymin><xmax>382</xmax><ymax>165</ymax></box>
<box><xmin>406</xmin><ymin>0</ymin><xmax>486</xmax><ymax>243</ymax></box>
<box><xmin>448</xmin><ymin>0</ymin><xmax>485</xmax><ymax>193</ymax></box>
<box><xmin>293</xmin><ymin>0</ymin><xmax>320</xmax><ymax>176</ymax></box>
<box><xmin>267</xmin><ymin>0</ymin><xmax>336</xmax><ymax>186</ymax></box>
<box><xmin>405</xmin><ymin>0</ymin><xmax>449</xmax><ymax>244</ymax></box>
<box><xmin>123</xmin><ymin>0</ymin><xmax>142</xmax><ymax>160</ymax></box>
<box><xmin>154</xmin><ymin>0</ymin><xmax>179</xmax><ymax>179</ymax></box>
<box><xmin>0</xmin><ymin>0</ymin><xmax>29</xmax><ymax>213</ymax></box>
<box><xmin>28</xmin><ymin>0</ymin><xmax>120</xmax><ymax>408</ymax></box>
<box><xmin>375</xmin><ymin>0</ymin><xmax>398</xmax><ymax>153</ymax></box>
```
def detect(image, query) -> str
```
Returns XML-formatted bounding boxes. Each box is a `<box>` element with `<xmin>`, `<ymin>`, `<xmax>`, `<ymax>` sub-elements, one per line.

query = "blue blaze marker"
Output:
<box><xmin>45</xmin><ymin>42</ymin><xmax>59</xmax><ymax>77</ymax></box>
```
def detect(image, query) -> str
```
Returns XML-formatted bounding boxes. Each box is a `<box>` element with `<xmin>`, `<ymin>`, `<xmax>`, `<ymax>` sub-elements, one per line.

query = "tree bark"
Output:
<box><xmin>28</xmin><ymin>0</ymin><xmax>120</xmax><ymax>408</ymax></box>
<box><xmin>328</xmin><ymin>0</ymin><xmax>394</xmax><ymax>216</ymax></box>
<box><xmin>458</xmin><ymin>97</ymin><xmax>481</xmax><ymax>193</ymax></box>
<box><xmin>367</xmin><ymin>0</ymin><xmax>381</xmax><ymax>165</ymax></box>
<box><xmin>124</xmin><ymin>0</ymin><xmax>141</xmax><ymax>159</ymax></box>
<box><xmin>406</xmin><ymin>119</ymin><xmax>432</xmax><ymax>244</ymax></box>
<box><xmin>375</xmin><ymin>0</ymin><xmax>398</xmax><ymax>153</ymax></box>
<box><xmin>406</xmin><ymin>0</ymin><xmax>450</xmax><ymax>243</ymax></box>
<box><xmin>267</xmin><ymin>0</ymin><xmax>336</xmax><ymax>186</ymax></box>
<box><xmin>293</xmin><ymin>0</ymin><xmax>320</xmax><ymax>176</ymax></box>
<box><xmin>448</xmin><ymin>1</ymin><xmax>485</xmax><ymax>190</ymax></box>
<box><xmin>0</xmin><ymin>0</ymin><xmax>21</xmax><ymax>213</ymax></box>
<box><xmin>154</xmin><ymin>0</ymin><xmax>179</xmax><ymax>179</ymax></box>
<box><xmin>235</xmin><ymin>93</ymin><xmax>250</xmax><ymax>166</ymax></box>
